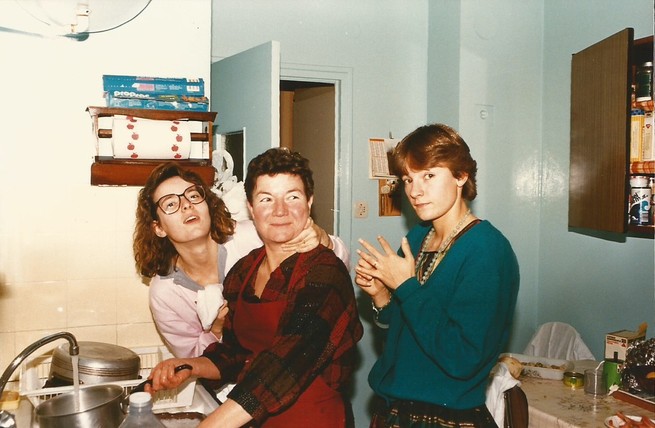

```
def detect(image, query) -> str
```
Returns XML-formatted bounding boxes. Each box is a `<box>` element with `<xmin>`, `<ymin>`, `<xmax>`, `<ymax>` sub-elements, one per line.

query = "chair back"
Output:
<box><xmin>523</xmin><ymin>321</ymin><xmax>595</xmax><ymax>360</ymax></box>
<box><xmin>503</xmin><ymin>385</ymin><xmax>528</xmax><ymax>428</ymax></box>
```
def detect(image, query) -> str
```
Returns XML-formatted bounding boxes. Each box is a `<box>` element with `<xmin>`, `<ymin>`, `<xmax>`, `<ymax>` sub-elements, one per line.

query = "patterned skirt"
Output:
<box><xmin>370</xmin><ymin>396</ymin><xmax>498</xmax><ymax>428</ymax></box>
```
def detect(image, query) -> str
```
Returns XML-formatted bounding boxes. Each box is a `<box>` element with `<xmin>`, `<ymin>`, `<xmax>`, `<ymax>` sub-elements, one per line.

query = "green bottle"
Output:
<box><xmin>603</xmin><ymin>351</ymin><xmax>622</xmax><ymax>390</ymax></box>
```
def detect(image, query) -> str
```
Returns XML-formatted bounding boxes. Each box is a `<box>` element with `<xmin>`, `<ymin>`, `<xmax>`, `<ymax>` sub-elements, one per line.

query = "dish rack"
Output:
<box><xmin>18</xmin><ymin>346</ymin><xmax>195</xmax><ymax>410</ymax></box>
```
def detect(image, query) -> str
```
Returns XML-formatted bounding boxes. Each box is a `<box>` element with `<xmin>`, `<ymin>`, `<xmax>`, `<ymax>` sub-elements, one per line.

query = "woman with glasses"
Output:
<box><xmin>145</xmin><ymin>149</ymin><xmax>362</xmax><ymax>428</ymax></box>
<box><xmin>133</xmin><ymin>162</ymin><xmax>349</xmax><ymax>360</ymax></box>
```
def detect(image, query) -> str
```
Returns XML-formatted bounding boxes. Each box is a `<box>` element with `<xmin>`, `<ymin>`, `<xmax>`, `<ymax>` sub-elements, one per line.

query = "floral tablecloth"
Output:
<box><xmin>521</xmin><ymin>360</ymin><xmax>654</xmax><ymax>427</ymax></box>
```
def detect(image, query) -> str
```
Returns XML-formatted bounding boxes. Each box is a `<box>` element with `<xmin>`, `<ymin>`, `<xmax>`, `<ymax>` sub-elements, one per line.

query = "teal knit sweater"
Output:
<box><xmin>369</xmin><ymin>220</ymin><xmax>520</xmax><ymax>409</ymax></box>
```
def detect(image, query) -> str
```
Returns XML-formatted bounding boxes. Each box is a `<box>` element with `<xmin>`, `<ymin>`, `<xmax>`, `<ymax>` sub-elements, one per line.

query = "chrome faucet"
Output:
<box><xmin>0</xmin><ymin>332</ymin><xmax>79</xmax><ymax>426</ymax></box>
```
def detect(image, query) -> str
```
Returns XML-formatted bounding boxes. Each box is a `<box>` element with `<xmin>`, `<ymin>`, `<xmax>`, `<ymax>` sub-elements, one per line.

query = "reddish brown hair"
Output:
<box><xmin>392</xmin><ymin>124</ymin><xmax>478</xmax><ymax>201</ymax></box>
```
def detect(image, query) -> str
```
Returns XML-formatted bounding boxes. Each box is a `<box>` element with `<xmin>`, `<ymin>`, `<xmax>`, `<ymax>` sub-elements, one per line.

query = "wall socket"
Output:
<box><xmin>355</xmin><ymin>201</ymin><xmax>368</xmax><ymax>218</ymax></box>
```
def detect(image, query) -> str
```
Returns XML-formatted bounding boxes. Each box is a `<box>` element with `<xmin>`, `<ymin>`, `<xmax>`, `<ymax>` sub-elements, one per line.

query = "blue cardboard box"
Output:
<box><xmin>103</xmin><ymin>75</ymin><xmax>205</xmax><ymax>97</ymax></box>
<box><xmin>105</xmin><ymin>94</ymin><xmax>209</xmax><ymax>112</ymax></box>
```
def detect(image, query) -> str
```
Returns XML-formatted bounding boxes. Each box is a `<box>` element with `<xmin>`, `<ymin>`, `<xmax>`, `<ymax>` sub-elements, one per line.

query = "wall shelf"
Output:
<box><xmin>87</xmin><ymin>106</ymin><xmax>217</xmax><ymax>186</ymax></box>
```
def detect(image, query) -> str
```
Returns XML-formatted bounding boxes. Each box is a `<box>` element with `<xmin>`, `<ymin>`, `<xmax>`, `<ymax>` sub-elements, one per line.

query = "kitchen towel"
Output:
<box><xmin>486</xmin><ymin>361</ymin><xmax>521</xmax><ymax>428</ymax></box>
<box><xmin>196</xmin><ymin>283</ymin><xmax>225</xmax><ymax>331</ymax></box>
<box><xmin>212</xmin><ymin>148</ymin><xmax>251</xmax><ymax>221</ymax></box>
<box><xmin>112</xmin><ymin>115</ymin><xmax>191</xmax><ymax>159</ymax></box>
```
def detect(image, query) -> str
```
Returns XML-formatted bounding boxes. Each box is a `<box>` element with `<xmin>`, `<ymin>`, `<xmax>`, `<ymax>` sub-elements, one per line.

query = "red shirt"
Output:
<box><xmin>203</xmin><ymin>245</ymin><xmax>363</xmax><ymax>424</ymax></box>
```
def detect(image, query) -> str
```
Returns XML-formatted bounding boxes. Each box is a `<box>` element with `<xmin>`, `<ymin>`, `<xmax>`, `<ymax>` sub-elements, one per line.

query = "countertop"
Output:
<box><xmin>522</xmin><ymin>360</ymin><xmax>655</xmax><ymax>427</ymax></box>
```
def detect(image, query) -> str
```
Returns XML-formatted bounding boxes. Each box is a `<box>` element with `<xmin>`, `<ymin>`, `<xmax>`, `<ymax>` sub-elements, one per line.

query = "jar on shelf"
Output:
<box><xmin>635</xmin><ymin>61</ymin><xmax>653</xmax><ymax>103</ymax></box>
<box><xmin>629</xmin><ymin>175</ymin><xmax>652</xmax><ymax>225</ymax></box>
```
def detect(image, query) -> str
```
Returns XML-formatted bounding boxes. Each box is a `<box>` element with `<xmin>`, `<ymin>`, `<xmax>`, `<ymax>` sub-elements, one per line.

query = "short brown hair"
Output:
<box><xmin>392</xmin><ymin>124</ymin><xmax>477</xmax><ymax>201</ymax></box>
<box><xmin>244</xmin><ymin>148</ymin><xmax>314</xmax><ymax>203</ymax></box>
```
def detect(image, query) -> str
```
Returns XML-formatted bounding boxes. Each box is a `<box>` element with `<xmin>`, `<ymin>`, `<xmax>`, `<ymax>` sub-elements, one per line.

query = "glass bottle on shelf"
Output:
<box><xmin>635</xmin><ymin>61</ymin><xmax>653</xmax><ymax>103</ymax></box>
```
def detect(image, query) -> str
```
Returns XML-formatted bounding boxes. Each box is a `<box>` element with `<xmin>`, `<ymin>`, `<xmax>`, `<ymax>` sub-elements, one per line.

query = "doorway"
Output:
<box><xmin>211</xmin><ymin>43</ymin><xmax>353</xmax><ymax>244</ymax></box>
<box><xmin>280</xmin><ymin>80</ymin><xmax>335</xmax><ymax>234</ymax></box>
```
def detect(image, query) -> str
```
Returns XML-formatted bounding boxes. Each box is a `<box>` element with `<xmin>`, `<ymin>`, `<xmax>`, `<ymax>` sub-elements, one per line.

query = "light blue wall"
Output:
<box><xmin>428</xmin><ymin>0</ymin><xmax>545</xmax><ymax>354</ymax></box>
<box><xmin>428</xmin><ymin>0</ymin><xmax>654</xmax><ymax>365</ymax></box>
<box><xmin>212</xmin><ymin>3</ymin><xmax>429</xmax><ymax>425</ymax></box>
<box><xmin>538</xmin><ymin>0</ymin><xmax>654</xmax><ymax>361</ymax></box>
<box><xmin>212</xmin><ymin>1</ymin><xmax>654</xmax><ymax>426</ymax></box>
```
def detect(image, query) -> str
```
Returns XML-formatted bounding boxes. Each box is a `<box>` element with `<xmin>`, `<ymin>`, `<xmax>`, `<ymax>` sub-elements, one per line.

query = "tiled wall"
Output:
<box><xmin>0</xmin><ymin>0</ymin><xmax>210</xmax><ymax>377</ymax></box>
<box><xmin>0</xmin><ymin>197</ymin><xmax>165</xmax><ymax>377</ymax></box>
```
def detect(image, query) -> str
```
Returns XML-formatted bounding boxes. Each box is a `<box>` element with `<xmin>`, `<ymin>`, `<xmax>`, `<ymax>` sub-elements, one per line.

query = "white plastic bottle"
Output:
<box><xmin>118</xmin><ymin>392</ymin><xmax>166</xmax><ymax>428</ymax></box>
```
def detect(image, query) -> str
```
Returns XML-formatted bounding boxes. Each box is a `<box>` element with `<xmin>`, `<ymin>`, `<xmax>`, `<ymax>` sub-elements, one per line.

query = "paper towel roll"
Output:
<box><xmin>112</xmin><ymin>115</ymin><xmax>191</xmax><ymax>159</ymax></box>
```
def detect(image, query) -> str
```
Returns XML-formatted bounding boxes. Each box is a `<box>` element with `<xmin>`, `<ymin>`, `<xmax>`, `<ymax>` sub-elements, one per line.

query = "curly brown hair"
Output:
<box><xmin>391</xmin><ymin>123</ymin><xmax>478</xmax><ymax>201</ymax></box>
<box><xmin>133</xmin><ymin>163</ymin><xmax>235</xmax><ymax>278</ymax></box>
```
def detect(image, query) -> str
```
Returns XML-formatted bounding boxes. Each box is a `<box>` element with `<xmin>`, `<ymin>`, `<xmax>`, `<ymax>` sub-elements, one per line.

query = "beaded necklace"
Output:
<box><xmin>415</xmin><ymin>209</ymin><xmax>471</xmax><ymax>285</ymax></box>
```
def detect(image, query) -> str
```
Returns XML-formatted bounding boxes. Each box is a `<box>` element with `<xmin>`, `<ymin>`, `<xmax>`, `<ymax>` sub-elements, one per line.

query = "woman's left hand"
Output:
<box><xmin>281</xmin><ymin>218</ymin><xmax>331</xmax><ymax>252</ymax></box>
<box><xmin>209</xmin><ymin>302</ymin><xmax>229</xmax><ymax>340</ymax></box>
<box><xmin>355</xmin><ymin>236</ymin><xmax>414</xmax><ymax>291</ymax></box>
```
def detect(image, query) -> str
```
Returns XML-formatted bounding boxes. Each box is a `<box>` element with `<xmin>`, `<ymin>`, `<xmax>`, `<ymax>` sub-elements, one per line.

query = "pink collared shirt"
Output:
<box><xmin>148</xmin><ymin>220</ymin><xmax>350</xmax><ymax>358</ymax></box>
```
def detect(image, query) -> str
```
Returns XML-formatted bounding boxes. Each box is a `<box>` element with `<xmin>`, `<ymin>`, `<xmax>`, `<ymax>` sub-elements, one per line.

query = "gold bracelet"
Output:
<box><xmin>371</xmin><ymin>289</ymin><xmax>392</xmax><ymax>315</ymax></box>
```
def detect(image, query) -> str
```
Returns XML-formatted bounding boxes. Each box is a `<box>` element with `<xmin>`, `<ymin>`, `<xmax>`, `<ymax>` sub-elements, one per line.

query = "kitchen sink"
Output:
<box><xmin>12</xmin><ymin>383</ymin><xmax>219</xmax><ymax>427</ymax></box>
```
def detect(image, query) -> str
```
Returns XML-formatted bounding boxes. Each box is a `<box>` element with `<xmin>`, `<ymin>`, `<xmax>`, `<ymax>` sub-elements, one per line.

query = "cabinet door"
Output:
<box><xmin>569</xmin><ymin>28</ymin><xmax>632</xmax><ymax>233</ymax></box>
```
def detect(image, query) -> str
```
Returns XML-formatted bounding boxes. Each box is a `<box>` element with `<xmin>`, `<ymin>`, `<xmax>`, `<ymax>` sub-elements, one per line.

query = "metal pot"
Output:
<box><xmin>48</xmin><ymin>342</ymin><xmax>140</xmax><ymax>385</ymax></box>
<box><xmin>35</xmin><ymin>384</ymin><xmax>126</xmax><ymax>428</ymax></box>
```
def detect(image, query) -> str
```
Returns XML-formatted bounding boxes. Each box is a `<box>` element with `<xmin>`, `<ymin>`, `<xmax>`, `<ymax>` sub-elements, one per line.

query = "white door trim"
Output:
<box><xmin>280</xmin><ymin>64</ymin><xmax>353</xmax><ymax>251</ymax></box>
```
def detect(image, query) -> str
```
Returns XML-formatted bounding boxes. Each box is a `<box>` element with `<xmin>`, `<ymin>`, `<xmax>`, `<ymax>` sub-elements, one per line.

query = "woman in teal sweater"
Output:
<box><xmin>355</xmin><ymin>124</ymin><xmax>520</xmax><ymax>427</ymax></box>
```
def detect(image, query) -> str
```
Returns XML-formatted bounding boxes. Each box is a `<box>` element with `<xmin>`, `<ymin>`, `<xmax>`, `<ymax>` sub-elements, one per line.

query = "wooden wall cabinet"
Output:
<box><xmin>569</xmin><ymin>28</ymin><xmax>654</xmax><ymax>237</ymax></box>
<box><xmin>87</xmin><ymin>107</ymin><xmax>217</xmax><ymax>186</ymax></box>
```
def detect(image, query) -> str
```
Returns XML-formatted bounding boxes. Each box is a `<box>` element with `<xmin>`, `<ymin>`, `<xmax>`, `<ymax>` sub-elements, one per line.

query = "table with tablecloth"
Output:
<box><xmin>521</xmin><ymin>360</ymin><xmax>654</xmax><ymax>427</ymax></box>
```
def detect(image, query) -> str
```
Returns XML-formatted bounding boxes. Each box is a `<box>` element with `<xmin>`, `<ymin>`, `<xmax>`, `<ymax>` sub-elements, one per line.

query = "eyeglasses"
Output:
<box><xmin>155</xmin><ymin>184</ymin><xmax>206</xmax><ymax>215</ymax></box>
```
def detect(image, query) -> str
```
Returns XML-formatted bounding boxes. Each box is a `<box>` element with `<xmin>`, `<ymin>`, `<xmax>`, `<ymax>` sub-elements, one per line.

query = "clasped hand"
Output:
<box><xmin>354</xmin><ymin>235</ymin><xmax>414</xmax><ymax>297</ymax></box>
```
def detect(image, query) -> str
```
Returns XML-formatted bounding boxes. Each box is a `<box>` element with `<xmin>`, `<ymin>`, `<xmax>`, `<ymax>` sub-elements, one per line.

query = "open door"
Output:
<box><xmin>211</xmin><ymin>41</ymin><xmax>281</xmax><ymax>171</ymax></box>
<box><xmin>211</xmin><ymin>42</ymin><xmax>348</xmax><ymax>243</ymax></box>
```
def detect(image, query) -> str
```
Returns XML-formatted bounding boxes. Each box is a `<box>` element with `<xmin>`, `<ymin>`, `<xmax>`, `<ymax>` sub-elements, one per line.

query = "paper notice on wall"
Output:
<box><xmin>369</xmin><ymin>138</ymin><xmax>400</xmax><ymax>179</ymax></box>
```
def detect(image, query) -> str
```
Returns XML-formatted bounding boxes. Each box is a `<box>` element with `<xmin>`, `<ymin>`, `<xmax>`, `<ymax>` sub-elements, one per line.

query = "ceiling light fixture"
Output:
<box><xmin>0</xmin><ymin>0</ymin><xmax>152</xmax><ymax>41</ymax></box>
